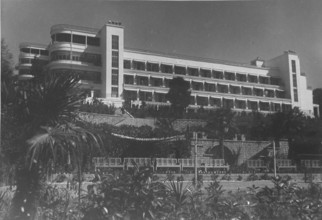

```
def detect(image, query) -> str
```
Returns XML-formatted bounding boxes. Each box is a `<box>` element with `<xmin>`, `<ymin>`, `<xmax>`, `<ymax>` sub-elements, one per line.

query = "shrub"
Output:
<box><xmin>237</xmin><ymin>175</ymin><xmax>243</xmax><ymax>181</ymax></box>
<box><xmin>80</xmin><ymin>99</ymin><xmax>116</xmax><ymax>115</ymax></box>
<box><xmin>221</xmin><ymin>174</ymin><xmax>231</xmax><ymax>181</ymax></box>
<box><xmin>246</xmin><ymin>173</ymin><xmax>259</xmax><ymax>181</ymax></box>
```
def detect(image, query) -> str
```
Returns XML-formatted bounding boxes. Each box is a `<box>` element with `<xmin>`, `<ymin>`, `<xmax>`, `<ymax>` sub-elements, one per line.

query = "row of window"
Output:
<box><xmin>51</xmin><ymin>33</ymin><xmax>100</xmax><ymax>46</ymax></box>
<box><xmin>20</xmin><ymin>47</ymin><xmax>49</xmax><ymax>56</ymax></box>
<box><xmin>123</xmin><ymin>75</ymin><xmax>285</xmax><ymax>98</ymax></box>
<box><xmin>51</xmin><ymin>51</ymin><xmax>102</xmax><ymax>66</ymax></box>
<box><xmin>111</xmin><ymin>35</ymin><xmax>119</xmax><ymax>97</ymax></box>
<box><xmin>19</xmin><ymin>58</ymin><xmax>49</xmax><ymax>67</ymax></box>
<box><xmin>123</xmin><ymin>89</ymin><xmax>291</xmax><ymax>111</ymax></box>
<box><xmin>124</xmin><ymin>60</ymin><xmax>280</xmax><ymax>86</ymax></box>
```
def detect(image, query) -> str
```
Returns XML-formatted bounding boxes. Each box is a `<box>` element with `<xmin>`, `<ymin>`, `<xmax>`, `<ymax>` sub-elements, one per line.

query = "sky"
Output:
<box><xmin>2</xmin><ymin>0</ymin><xmax>322</xmax><ymax>89</ymax></box>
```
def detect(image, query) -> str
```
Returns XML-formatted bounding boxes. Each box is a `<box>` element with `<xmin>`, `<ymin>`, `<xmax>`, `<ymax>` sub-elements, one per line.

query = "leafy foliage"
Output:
<box><xmin>79</xmin><ymin>98</ymin><xmax>116</xmax><ymax>115</ymax></box>
<box><xmin>166</xmin><ymin>77</ymin><xmax>191</xmax><ymax>118</ymax></box>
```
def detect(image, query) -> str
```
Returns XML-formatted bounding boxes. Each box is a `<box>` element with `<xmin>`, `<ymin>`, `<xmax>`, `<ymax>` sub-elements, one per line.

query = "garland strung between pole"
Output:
<box><xmin>111</xmin><ymin>133</ymin><xmax>186</xmax><ymax>142</ymax></box>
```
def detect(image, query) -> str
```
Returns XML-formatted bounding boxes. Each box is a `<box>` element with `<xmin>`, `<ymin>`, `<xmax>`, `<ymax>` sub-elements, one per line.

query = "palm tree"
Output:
<box><xmin>3</xmin><ymin>71</ymin><xmax>102</xmax><ymax>219</ymax></box>
<box><xmin>205</xmin><ymin>108</ymin><xmax>238</xmax><ymax>160</ymax></box>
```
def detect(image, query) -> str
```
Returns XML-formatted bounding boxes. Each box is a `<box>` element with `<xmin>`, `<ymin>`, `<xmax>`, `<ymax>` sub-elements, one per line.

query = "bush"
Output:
<box><xmin>246</xmin><ymin>173</ymin><xmax>259</xmax><ymax>181</ymax></box>
<box><xmin>80</xmin><ymin>98</ymin><xmax>116</xmax><ymax>115</ymax></box>
<box><xmin>237</xmin><ymin>175</ymin><xmax>243</xmax><ymax>181</ymax></box>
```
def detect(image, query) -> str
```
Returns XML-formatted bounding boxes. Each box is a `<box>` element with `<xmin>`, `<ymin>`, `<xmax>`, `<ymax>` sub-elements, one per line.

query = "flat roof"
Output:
<box><xmin>124</xmin><ymin>47</ymin><xmax>270</xmax><ymax>71</ymax></box>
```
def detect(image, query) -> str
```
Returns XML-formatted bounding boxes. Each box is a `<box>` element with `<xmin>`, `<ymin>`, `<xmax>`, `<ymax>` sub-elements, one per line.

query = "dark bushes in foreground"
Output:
<box><xmin>1</xmin><ymin>169</ymin><xmax>322</xmax><ymax>220</ymax></box>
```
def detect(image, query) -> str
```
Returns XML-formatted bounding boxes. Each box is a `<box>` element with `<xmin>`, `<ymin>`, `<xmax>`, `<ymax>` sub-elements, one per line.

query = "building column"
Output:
<box><xmin>203</xmin><ymin>81</ymin><xmax>205</xmax><ymax>91</ymax></box>
<box><xmin>90</xmin><ymin>90</ymin><xmax>94</xmax><ymax>98</ymax></box>
<box><xmin>257</xmin><ymin>101</ymin><xmax>260</xmax><ymax>111</ymax></box>
<box><xmin>134</xmin><ymin>74</ymin><xmax>137</xmax><ymax>85</ymax></box>
<box><xmin>194</xmin><ymin>94</ymin><xmax>197</xmax><ymax>105</ymax></box>
<box><xmin>208</xmin><ymin>95</ymin><xmax>210</xmax><ymax>106</ymax></box>
<box><xmin>136</xmin><ymin>89</ymin><xmax>140</xmax><ymax>101</ymax></box>
<box><xmin>162</xmin><ymin>77</ymin><xmax>165</xmax><ymax>87</ymax></box>
<box><xmin>152</xmin><ymin>90</ymin><xmax>155</xmax><ymax>102</ymax></box>
<box><xmin>148</xmin><ymin>75</ymin><xmax>151</xmax><ymax>86</ymax></box>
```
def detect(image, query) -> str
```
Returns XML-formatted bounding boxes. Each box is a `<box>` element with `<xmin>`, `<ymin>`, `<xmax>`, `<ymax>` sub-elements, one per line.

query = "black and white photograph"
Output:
<box><xmin>1</xmin><ymin>0</ymin><xmax>322</xmax><ymax>219</ymax></box>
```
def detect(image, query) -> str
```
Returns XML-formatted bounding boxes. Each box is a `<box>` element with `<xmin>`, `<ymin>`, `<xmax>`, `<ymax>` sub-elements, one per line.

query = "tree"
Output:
<box><xmin>166</xmin><ymin>77</ymin><xmax>191</xmax><ymax>118</ymax></box>
<box><xmin>313</xmin><ymin>88</ymin><xmax>322</xmax><ymax>117</ymax></box>
<box><xmin>2</xmin><ymin>69</ymin><xmax>102</xmax><ymax>219</ymax></box>
<box><xmin>205</xmin><ymin>108</ymin><xmax>238</xmax><ymax>160</ymax></box>
<box><xmin>1</xmin><ymin>38</ymin><xmax>16</xmax><ymax>105</ymax></box>
<box><xmin>265</xmin><ymin>108</ymin><xmax>305</xmax><ymax>159</ymax></box>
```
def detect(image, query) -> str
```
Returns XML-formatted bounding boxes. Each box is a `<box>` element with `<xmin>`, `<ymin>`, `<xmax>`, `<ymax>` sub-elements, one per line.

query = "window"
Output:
<box><xmin>291</xmin><ymin>60</ymin><xmax>296</xmax><ymax>73</ymax></box>
<box><xmin>209</xmin><ymin>97</ymin><xmax>221</xmax><ymax>107</ymax></box>
<box><xmin>276</xmin><ymin>90</ymin><xmax>285</xmax><ymax>98</ymax></box>
<box><xmin>192</xmin><ymin>81</ymin><xmax>203</xmax><ymax>91</ymax></box>
<box><xmin>248</xmin><ymin>101</ymin><xmax>258</xmax><ymax>111</ymax></box>
<box><xmin>155</xmin><ymin>93</ymin><xmax>166</xmax><ymax>102</ymax></box>
<box><xmin>112</xmin><ymin>51</ymin><xmax>119</xmax><ymax>68</ymax></box>
<box><xmin>20</xmin><ymin>48</ymin><xmax>30</xmax><ymax>53</ymax></box>
<box><xmin>235</xmin><ymin>100</ymin><xmax>246</xmax><ymax>109</ymax></box>
<box><xmin>55</xmin><ymin>33</ymin><xmax>71</xmax><ymax>42</ymax></box>
<box><xmin>124</xmin><ymin>75</ymin><xmax>134</xmax><ymax>84</ymax></box>
<box><xmin>174</xmin><ymin>66</ymin><xmax>186</xmax><ymax>75</ymax></box>
<box><xmin>217</xmin><ymin>84</ymin><xmax>228</xmax><ymax>93</ymax></box>
<box><xmin>230</xmin><ymin>86</ymin><xmax>240</xmax><ymax>94</ymax></box>
<box><xmin>124</xmin><ymin>60</ymin><xmax>131</xmax><ymax>69</ymax></box>
<box><xmin>112</xmin><ymin>35</ymin><xmax>119</xmax><ymax>50</ymax></box>
<box><xmin>51</xmin><ymin>51</ymin><xmax>71</xmax><ymax>61</ymax></box>
<box><xmin>111</xmin><ymin>87</ymin><xmax>119</xmax><ymax>97</ymax></box>
<box><xmin>265</xmin><ymin>89</ymin><xmax>275</xmax><ymax>98</ymax></box>
<box><xmin>151</xmin><ymin>77</ymin><xmax>162</xmax><ymax>87</ymax></box>
<box><xmin>224</xmin><ymin>72</ymin><xmax>235</xmax><ymax>81</ymax></box>
<box><xmin>87</xmin><ymin>37</ymin><xmax>100</xmax><ymax>46</ymax></box>
<box><xmin>112</xmin><ymin>75</ymin><xmax>118</xmax><ymax>85</ymax></box>
<box><xmin>292</xmin><ymin>74</ymin><xmax>297</xmax><ymax>87</ymax></box>
<box><xmin>241</xmin><ymin>87</ymin><xmax>252</xmax><ymax>96</ymax></box>
<box><xmin>137</xmin><ymin>76</ymin><xmax>148</xmax><ymax>86</ymax></box>
<box><xmin>196</xmin><ymin>96</ymin><xmax>208</xmax><ymax>106</ymax></box>
<box><xmin>188</xmin><ymin>67</ymin><xmax>199</xmax><ymax>76</ymax></box>
<box><xmin>30</xmin><ymin>48</ymin><xmax>39</xmax><ymax>55</ymax></box>
<box><xmin>253</xmin><ymin>88</ymin><xmax>264</xmax><ymax>97</ymax></box>
<box><xmin>147</xmin><ymin>62</ymin><xmax>159</xmax><ymax>72</ymax></box>
<box><xmin>259</xmin><ymin>76</ymin><xmax>269</xmax><ymax>84</ymax></box>
<box><xmin>213</xmin><ymin>70</ymin><xmax>223</xmax><ymax>79</ymax></box>
<box><xmin>200</xmin><ymin>69</ymin><xmax>211</xmax><ymax>78</ymax></box>
<box><xmin>259</xmin><ymin>102</ymin><xmax>270</xmax><ymax>111</ymax></box>
<box><xmin>161</xmin><ymin>64</ymin><xmax>173</xmax><ymax>74</ymax></box>
<box><xmin>204</xmin><ymin>83</ymin><xmax>216</xmax><ymax>92</ymax></box>
<box><xmin>20</xmin><ymin>58</ymin><xmax>31</xmax><ymax>64</ymax></box>
<box><xmin>72</xmin><ymin>34</ymin><xmax>86</xmax><ymax>44</ymax></box>
<box><xmin>293</xmin><ymin>89</ymin><xmax>298</xmax><ymax>102</ymax></box>
<box><xmin>248</xmin><ymin>75</ymin><xmax>258</xmax><ymax>83</ymax></box>
<box><xmin>40</xmin><ymin>50</ymin><xmax>49</xmax><ymax>56</ymax></box>
<box><xmin>236</xmin><ymin>73</ymin><xmax>247</xmax><ymax>82</ymax></box>
<box><xmin>112</xmin><ymin>69</ymin><xmax>118</xmax><ymax>85</ymax></box>
<box><xmin>132</xmin><ymin>61</ymin><xmax>145</xmax><ymax>71</ymax></box>
<box><xmin>223</xmin><ymin>99</ymin><xmax>234</xmax><ymax>109</ymax></box>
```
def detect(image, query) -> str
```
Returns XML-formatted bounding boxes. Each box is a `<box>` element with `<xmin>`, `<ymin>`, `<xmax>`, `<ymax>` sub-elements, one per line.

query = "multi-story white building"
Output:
<box><xmin>18</xmin><ymin>22</ymin><xmax>319</xmax><ymax>116</ymax></box>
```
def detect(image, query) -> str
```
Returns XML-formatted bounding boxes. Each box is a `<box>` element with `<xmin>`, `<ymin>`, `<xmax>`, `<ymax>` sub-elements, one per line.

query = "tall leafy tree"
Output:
<box><xmin>265</xmin><ymin>108</ymin><xmax>305</xmax><ymax>159</ymax></box>
<box><xmin>166</xmin><ymin>77</ymin><xmax>191</xmax><ymax>118</ymax></box>
<box><xmin>205</xmin><ymin>108</ymin><xmax>238</xmax><ymax>160</ymax></box>
<box><xmin>2</xmin><ymin>69</ymin><xmax>102</xmax><ymax>219</ymax></box>
<box><xmin>1</xmin><ymin>38</ymin><xmax>16</xmax><ymax>105</ymax></box>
